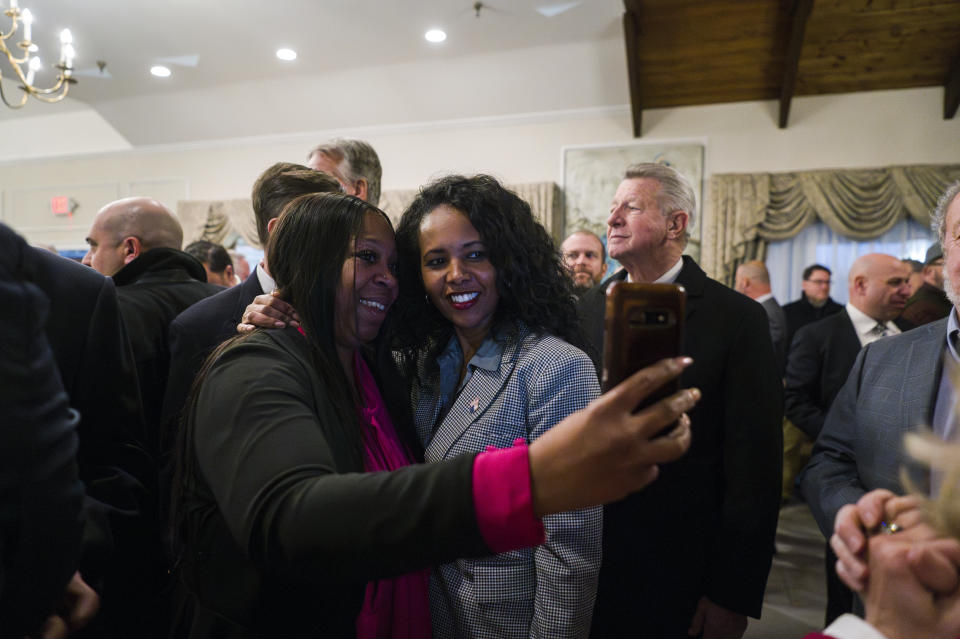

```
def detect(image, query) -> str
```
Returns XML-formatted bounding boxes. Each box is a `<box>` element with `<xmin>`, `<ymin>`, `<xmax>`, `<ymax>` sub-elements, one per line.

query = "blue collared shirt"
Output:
<box><xmin>433</xmin><ymin>333</ymin><xmax>504</xmax><ymax>428</ymax></box>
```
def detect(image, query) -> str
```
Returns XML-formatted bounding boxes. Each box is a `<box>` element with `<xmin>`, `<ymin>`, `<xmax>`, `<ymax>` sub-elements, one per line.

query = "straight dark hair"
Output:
<box><xmin>170</xmin><ymin>192</ymin><xmax>387</xmax><ymax>554</ymax></box>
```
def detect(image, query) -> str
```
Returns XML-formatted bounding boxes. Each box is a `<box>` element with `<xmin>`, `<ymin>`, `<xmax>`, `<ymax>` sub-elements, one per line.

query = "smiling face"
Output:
<box><xmin>333</xmin><ymin>210</ymin><xmax>398</xmax><ymax>353</ymax></box>
<box><xmin>418</xmin><ymin>204</ymin><xmax>499</xmax><ymax>354</ymax></box>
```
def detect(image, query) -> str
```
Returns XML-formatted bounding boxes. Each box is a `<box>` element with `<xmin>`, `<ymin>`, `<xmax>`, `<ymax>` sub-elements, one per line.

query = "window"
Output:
<box><xmin>766</xmin><ymin>219</ymin><xmax>935</xmax><ymax>305</ymax></box>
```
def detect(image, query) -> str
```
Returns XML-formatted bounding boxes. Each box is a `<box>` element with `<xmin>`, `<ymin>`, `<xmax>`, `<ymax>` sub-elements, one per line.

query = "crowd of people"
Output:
<box><xmin>3</xmin><ymin>135</ymin><xmax>960</xmax><ymax>639</ymax></box>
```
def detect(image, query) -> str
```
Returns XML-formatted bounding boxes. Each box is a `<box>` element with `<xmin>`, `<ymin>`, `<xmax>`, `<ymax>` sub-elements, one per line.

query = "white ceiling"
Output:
<box><xmin>0</xmin><ymin>0</ymin><xmax>626</xmax><ymax>144</ymax></box>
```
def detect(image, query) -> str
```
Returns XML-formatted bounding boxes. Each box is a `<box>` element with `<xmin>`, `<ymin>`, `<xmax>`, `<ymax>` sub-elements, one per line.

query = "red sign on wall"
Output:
<box><xmin>51</xmin><ymin>196</ymin><xmax>72</xmax><ymax>217</ymax></box>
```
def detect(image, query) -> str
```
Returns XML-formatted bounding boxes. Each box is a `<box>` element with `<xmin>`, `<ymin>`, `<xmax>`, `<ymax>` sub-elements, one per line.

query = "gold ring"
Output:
<box><xmin>880</xmin><ymin>521</ymin><xmax>901</xmax><ymax>535</ymax></box>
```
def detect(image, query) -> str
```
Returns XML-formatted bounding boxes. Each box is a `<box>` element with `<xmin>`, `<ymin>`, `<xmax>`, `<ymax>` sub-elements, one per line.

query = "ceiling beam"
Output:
<box><xmin>778</xmin><ymin>0</ymin><xmax>814</xmax><ymax>129</ymax></box>
<box><xmin>946</xmin><ymin>53</ymin><xmax>960</xmax><ymax>120</ymax></box>
<box><xmin>623</xmin><ymin>4</ymin><xmax>643</xmax><ymax>137</ymax></box>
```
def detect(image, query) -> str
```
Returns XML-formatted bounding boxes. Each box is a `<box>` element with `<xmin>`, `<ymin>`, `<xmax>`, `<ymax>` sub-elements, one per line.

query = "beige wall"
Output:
<box><xmin>2</xmin><ymin>86</ymin><xmax>958</xmax><ymax>249</ymax></box>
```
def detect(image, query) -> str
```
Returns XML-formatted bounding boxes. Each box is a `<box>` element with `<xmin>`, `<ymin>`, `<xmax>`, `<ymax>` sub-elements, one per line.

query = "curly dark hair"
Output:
<box><xmin>392</xmin><ymin>174</ymin><xmax>583</xmax><ymax>359</ymax></box>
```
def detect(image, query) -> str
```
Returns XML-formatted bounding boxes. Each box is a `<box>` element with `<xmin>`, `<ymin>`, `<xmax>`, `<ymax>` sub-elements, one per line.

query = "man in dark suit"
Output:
<box><xmin>0</xmin><ymin>224</ymin><xmax>92</xmax><ymax>638</ymax></box>
<box><xmin>15</xmin><ymin>225</ymin><xmax>157</xmax><ymax>638</ymax></box>
<box><xmin>735</xmin><ymin>260</ymin><xmax>788</xmax><ymax>375</ymax></box>
<box><xmin>783</xmin><ymin>264</ymin><xmax>844</xmax><ymax>348</ymax></box>
<box><xmin>162</xmin><ymin>164</ymin><xmax>342</xmax><ymax>432</ymax></box>
<box><xmin>785</xmin><ymin>253</ymin><xmax>911</xmax><ymax>442</ymax></box>
<box><xmin>580</xmin><ymin>163</ymin><xmax>783</xmax><ymax>639</ymax></box>
<box><xmin>801</xmin><ymin>181</ymin><xmax>960</xmax><ymax>623</ymax></box>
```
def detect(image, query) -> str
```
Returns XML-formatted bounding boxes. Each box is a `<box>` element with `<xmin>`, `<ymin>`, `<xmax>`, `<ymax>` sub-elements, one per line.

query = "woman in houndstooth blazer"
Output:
<box><xmin>393</xmin><ymin>175</ymin><xmax>602</xmax><ymax>639</ymax></box>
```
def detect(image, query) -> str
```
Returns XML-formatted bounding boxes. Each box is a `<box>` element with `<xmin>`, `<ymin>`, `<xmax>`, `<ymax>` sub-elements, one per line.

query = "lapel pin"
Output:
<box><xmin>469</xmin><ymin>397</ymin><xmax>480</xmax><ymax>413</ymax></box>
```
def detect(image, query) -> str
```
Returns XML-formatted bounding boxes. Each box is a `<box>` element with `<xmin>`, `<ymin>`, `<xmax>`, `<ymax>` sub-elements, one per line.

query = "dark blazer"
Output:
<box><xmin>901</xmin><ymin>282</ymin><xmax>952</xmax><ymax>327</ymax></box>
<box><xmin>800</xmin><ymin>317</ymin><xmax>946</xmax><ymax>536</ymax></box>
<box><xmin>15</xmin><ymin>238</ymin><xmax>157</xmax><ymax>637</ymax></box>
<box><xmin>113</xmin><ymin>248</ymin><xmax>222</xmax><ymax>458</ymax></box>
<box><xmin>162</xmin><ymin>269</ymin><xmax>264</xmax><ymax>432</ymax></box>
<box><xmin>783</xmin><ymin>294</ymin><xmax>844</xmax><ymax>351</ymax></box>
<box><xmin>579</xmin><ymin>257</ymin><xmax>783</xmax><ymax>637</ymax></box>
<box><xmin>784</xmin><ymin>310</ymin><xmax>863</xmax><ymax>440</ymax></box>
<box><xmin>0</xmin><ymin>225</ymin><xmax>84</xmax><ymax>637</ymax></box>
<box><xmin>761</xmin><ymin>295</ymin><xmax>788</xmax><ymax>376</ymax></box>
<box><xmin>174</xmin><ymin>328</ymin><xmax>491</xmax><ymax>638</ymax></box>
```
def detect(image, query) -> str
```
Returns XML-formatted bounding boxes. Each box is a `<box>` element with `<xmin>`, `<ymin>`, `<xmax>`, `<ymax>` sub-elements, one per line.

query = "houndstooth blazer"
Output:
<box><xmin>412</xmin><ymin>324</ymin><xmax>602</xmax><ymax>639</ymax></box>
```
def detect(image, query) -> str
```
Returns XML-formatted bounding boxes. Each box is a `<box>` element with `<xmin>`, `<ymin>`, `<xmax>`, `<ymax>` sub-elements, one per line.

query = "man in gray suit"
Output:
<box><xmin>735</xmin><ymin>260</ymin><xmax>787</xmax><ymax>375</ymax></box>
<box><xmin>800</xmin><ymin>180</ymin><xmax>960</xmax><ymax>612</ymax></box>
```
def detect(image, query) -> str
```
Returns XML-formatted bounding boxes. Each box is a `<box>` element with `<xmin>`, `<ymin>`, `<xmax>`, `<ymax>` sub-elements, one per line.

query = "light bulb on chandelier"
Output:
<box><xmin>1</xmin><ymin>2</ymin><xmax>77</xmax><ymax>108</ymax></box>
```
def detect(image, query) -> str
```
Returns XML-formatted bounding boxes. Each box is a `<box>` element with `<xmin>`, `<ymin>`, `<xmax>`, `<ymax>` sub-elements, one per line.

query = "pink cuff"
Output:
<box><xmin>472</xmin><ymin>438</ymin><xmax>546</xmax><ymax>553</ymax></box>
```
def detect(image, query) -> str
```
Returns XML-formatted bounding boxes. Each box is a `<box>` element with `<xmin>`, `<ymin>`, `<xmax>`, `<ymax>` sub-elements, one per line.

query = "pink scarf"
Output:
<box><xmin>353</xmin><ymin>352</ymin><xmax>431</xmax><ymax>639</ymax></box>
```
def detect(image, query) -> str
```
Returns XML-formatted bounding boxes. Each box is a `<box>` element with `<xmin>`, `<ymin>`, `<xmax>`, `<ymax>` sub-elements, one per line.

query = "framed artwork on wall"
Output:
<box><xmin>562</xmin><ymin>141</ymin><xmax>705</xmax><ymax>266</ymax></box>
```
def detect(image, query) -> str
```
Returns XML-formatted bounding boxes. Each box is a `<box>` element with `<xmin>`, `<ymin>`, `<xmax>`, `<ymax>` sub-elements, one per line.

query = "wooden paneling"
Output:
<box><xmin>797</xmin><ymin>2</ymin><xmax>960</xmax><ymax>95</ymax></box>
<box><xmin>622</xmin><ymin>0</ymin><xmax>960</xmax><ymax>126</ymax></box>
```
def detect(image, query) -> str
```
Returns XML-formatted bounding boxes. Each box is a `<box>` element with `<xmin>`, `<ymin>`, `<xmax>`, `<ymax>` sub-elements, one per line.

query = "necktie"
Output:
<box><xmin>871</xmin><ymin>322</ymin><xmax>889</xmax><ymax>338</ymax></box>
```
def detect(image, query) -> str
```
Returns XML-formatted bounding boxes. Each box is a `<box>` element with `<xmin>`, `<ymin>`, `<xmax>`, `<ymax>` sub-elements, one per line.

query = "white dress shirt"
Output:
<box><xmin>845</xmin><ymin>302</ymin><xmax>900</xmax><ymax>348</ymax></box>
<box><xmin>821</xmin><ymin>613</ymin><xmax>890</xmax><ymax>639</ymax></box>
<box><xmin>256</xmin><ymin>261</ymin><xmax>277</xmax><ymax>295</ymax></box>
<box><xmin>626</xmin><ymin>257</ymin><xmax>684</xmax><ymax>285</ymax></box>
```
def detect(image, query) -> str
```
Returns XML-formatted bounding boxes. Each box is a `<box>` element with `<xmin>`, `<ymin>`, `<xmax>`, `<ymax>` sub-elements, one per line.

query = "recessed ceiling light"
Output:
<box><xmin>425</xmin><ymin>29</ymin><xmax>447</xmax><ymax>43</ymax></box>
<box><xmin>151</xmin><ymin>65</ymin><xmax>171</xmax><ymax>78</ymax></box>
<box><xmin>276</xmin><ymin>48</ymin><xmax>297</xmax><ymax>61</ymax></box>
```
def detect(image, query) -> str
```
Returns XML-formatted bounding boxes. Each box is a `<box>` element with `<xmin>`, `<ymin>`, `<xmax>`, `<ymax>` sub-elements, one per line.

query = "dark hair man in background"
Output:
<box><xmin>783</xmin><ymin>264</ymin><xmax>844</xmax><ymax>350</ymax></box>
<box><xmin>162</xmin><ymin>164</ymin><xmax>342</xmax><ymax>433</ymax></box>
<box><xmin>185</xmin><ymin>240</ymin><xmax>236</xmax><ymax>287</ymax></box>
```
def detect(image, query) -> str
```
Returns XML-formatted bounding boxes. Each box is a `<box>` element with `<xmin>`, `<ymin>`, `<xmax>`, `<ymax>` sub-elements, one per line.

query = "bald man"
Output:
<box><xmin>786</xmin><ymin>253</ymin><xmax>910</xmax><ymax>625</ymax></box>
<box><xmin>83</xmin><ymin>197</ymin><xmax>184</xmax><ymax>276</ymax></box>
<box><xmin>735</xmin><ymin>260</ymin><xmax>787</xmax><ymax>375</ymax></box>
<box><xmin>785</xmin><ymin>253</ymin><xmax>910</xmax><ymax>442</ymax></box>
<box><xmin>82</xmin><ymin>197</ymin><xmax>221</xmax><ymax>457</ymax></box>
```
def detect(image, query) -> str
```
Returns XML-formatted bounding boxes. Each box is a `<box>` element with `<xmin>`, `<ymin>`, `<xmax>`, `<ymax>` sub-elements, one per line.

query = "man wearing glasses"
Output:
<box><xmin>783</xmin><ymin>264</ymin><xmax>844</xmax><ymax>349</ymax></box>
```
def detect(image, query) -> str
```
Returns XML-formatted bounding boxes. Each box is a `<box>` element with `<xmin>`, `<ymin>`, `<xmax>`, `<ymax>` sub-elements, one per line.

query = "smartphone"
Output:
<box><xmin>601</xmin><ymin>282</ymin><xmax>686</xmax><ymax>408</ymax></box>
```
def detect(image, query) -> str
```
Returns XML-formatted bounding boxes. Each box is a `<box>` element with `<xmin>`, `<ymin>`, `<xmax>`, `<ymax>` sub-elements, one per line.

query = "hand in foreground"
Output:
<box><xmin>688</xmin><ymin>596</ymin><xmax>747</xmax><ymax>639</ymax></box>
<box><xmin>33</xmin><ymin>572</ymin><xmax>99</xmax><ymax>639</ymax></box>
<box><xmin>237</xmin><ymin>291</ymin><xmax>300</xmax><ymax>334</ymax></box>
<box><xmin>832</xmin><ymin>489</ymin><xmax>928</xmax><ymax>591</ymax></box>
<box><xmin>864</xmin><ymin>533</ymin><xmax>960</xmax><ymax>639</ymax></box>
<box><xmin>528</xmin><ymin>356</ymin><xmax>698</xmax><ymax>516</ymax></box>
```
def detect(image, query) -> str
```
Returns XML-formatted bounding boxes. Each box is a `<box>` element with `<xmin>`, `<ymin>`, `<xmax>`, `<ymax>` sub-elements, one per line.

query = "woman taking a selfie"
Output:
<box><xmin>196</xmin><ymin>191</ymin><xmax>697</xmax><ymax>638</ymax></box>
<box><xmin>392</xmin><ymin>174</ymin><xmax>601</xmax><ymax>638</ymax></box>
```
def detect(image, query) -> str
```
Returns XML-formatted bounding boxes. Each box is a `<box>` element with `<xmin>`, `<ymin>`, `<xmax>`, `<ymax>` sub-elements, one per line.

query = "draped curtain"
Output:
<box><xmin>702</xmin><ymin>164</ymin><xmax>960</xmax><ymax>285</ymax></box>
<box><xmin>177</xmin><ymin>182</ymin><xmax>563</xmax><ymax>248</ymax></box>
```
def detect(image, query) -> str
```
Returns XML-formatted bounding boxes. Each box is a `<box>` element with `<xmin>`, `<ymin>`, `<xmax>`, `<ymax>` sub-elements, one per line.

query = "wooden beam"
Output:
<box><xmin>623</xmin><ymin>7</ymin><xmax>643</xmax><ymax>137</ymax></box>
<box><xmin>778</xmin><ymin>0</ymin><xmax>813</xmax><ymax>129</ymax></box>
<box><xmin>946</xmin><ymin>52</ymin><xmax>960</xmax><ymax>120</ymax></box>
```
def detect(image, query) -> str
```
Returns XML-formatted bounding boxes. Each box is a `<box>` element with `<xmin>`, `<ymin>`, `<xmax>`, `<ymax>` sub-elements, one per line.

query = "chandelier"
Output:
<box><xmin>0</xmin><ymin>0</ymin><xmax>76</xmax><ymax>108</ymax></box>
